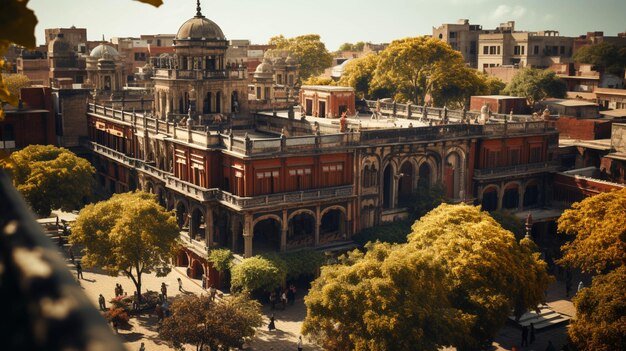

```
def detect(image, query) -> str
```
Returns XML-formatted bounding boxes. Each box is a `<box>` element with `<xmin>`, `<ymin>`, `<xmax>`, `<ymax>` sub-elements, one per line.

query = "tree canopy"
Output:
<box><xmin>574</xmin><ymin>42</ymin><xmax>626</xmax><ymax>76</ymax></box>
<box><xmin>159</xmin><ymin>293</ymin><xmax>263</xmax><ymax>351</ymax></box>
<box><xmin>269</xmin><ymin>34</ymin><xmax>333</xmax><ymax>80</ymax></box>
<box><xmin>2</xmin><ymin>73</ymin><xmax>31</xmax><ymax>98</ymax></box>
<box><xmin>69</xmin><ymin>191</ymin><xmax>179</xmax><ymax>297</ymax></box>
<box><xmin>302</xmin><ymin>76</ymin><xmax>335</xmax><ymax>86</ymax></box>
<box><xmin>303</xmin><ymin>204</ymin><xmax>551</xmax><ymax>351</ymax></box>
<box><xmin>337</xmin><ymin>53</ymin><xmax>381</xmax><ymax>99</ymax></box>
<box><xmin>7</xmin><ymin>145</ymin><xmax>95</xmax><ymax>216</ymax></box>
<box><xmin>567</xmin><ymin>266</ymin><xmax>626</xmax><ymax>351</ymax></box>
<box><xmin>557</xmin><ymin>188</ymin><xmax>626</xmax><ymax>273</ymax></box>
<box><xmin>338</xmin><ymin>42</ymin><xmax>366</xmax><ymax>52</ymax></box>
<box><xmin>230</xmin><ymin>255</ymin><xmax>286</xmax><ymax>293</ymax></box>
<box><xmin>503</xmin><ymin>68</ymin><xmax>567</xmax><ymax>105</ymax></box>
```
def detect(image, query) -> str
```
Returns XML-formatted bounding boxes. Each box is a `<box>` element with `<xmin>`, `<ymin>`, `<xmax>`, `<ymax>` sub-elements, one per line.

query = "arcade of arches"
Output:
<box><xmin>479</xmin><ymin>180</ymin><xmax>542</xmax><ymax>212</ymax></box>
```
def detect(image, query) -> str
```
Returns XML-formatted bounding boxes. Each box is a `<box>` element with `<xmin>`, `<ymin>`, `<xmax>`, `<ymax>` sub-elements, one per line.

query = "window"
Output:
<box><xmin>522</xmin><ymin>46</ymin><xmax>525</xmax><ymax>55</ymax></box>
<box><xmin>489</xmin><ymin>46</ymin><xmax>496</xmax><ymax>55</ymax></box>
<box><xmin>288</xmin><ymin>167</ymin><xmax>312</xmax><ymax>190</ymax></box>
<box><xmin>560</xmin><ymin>46</ymin><xmax>565</xmax><ymax>54</ymax></box>
<box><xmin>256</xmin><ymin>170</ymin><xmax>279</xmax><ymax>194</ymax></box>
<box><xmin>470</xmin><ymin>41</ymin><xmax>477</xmax><ymax>54</ymax></box>
<box><xmin>449</xmin><ymin>32</ymin><xmax>456</xmax><ymax>39</ymax></box>
<box><xmin>534</xmin><ymin>45</ymin><xmax>539</xmax><ymax>55</ymax></box>
<box><xmin>483</xmin><ymin>46</ymin><xmax>489</xmax><ymax>55</ymax></box>
<box><xmin>529</xmin><ymin>147</ymin><xmax>542</xmax><ymax>163</ymax></box>
<box><xmin>256</xmin><ymin>86</ymin><xmax>261</xmax><ymax>99</ymax></box>
<box><xmin>514</xmin><ymin>45</ymin><xmax>525</xmax><ymax>55</ymax></box>
<box><xmin>134</xmin><ymin>52</ymin><xmax>146</xmax><ymax>61</ymax></box>
<box><xmin>322</xmin><ymin>163</ymin><xmax>344</xmax><ymax>187</ymax></box>
<box><xmin>0</xmin><ymin>124</ymin><xmax>15</xmax><ymax>149</ymax></box>
<box><xmin>497</xmin><ymin>46</ymin><xmax>501</xmax><ymax>55</ymax></box>
<box><xmin>509</xmin><ymin>149</ymin><xmax>520</xmax><ymax>165</ymax></box>
<box><xmin>486</xmin><ymin>150</ymin><xmax>500</xmax><ymax>168</ymax></box>
<box><xmin>277</xmin><ymin>74</ymin><xmax>282</xmax><ymax>85</ymax></box>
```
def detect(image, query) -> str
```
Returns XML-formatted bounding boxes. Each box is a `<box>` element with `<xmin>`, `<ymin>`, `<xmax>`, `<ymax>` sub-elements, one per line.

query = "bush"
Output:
<box><xmin>103</xmin><ymin>307</ymin><xmax>131</xmax><ymax>329</ymax></box>
<box><xmin>231</xmin><ymin>256</ymin><xmax>285</xmax><ymax>294</ymax></box>
<box><xmin>280</xmin><ymin>249</ymin><xmax>326</xmax><ymax>280</ymax></box>
<box><xmin>109</xmin><ymin>290</ymin><xmax>161</xmax><ymax>313</ymax></box>
<box><xmin>352</xmin><ymin>220</ymin><xmax>413</xmax><ymax>246</ymax></box>
<box><xmin>208</xmin><ymin>248</ymin><xmax>234</xmax><ymax>273</ymax></box>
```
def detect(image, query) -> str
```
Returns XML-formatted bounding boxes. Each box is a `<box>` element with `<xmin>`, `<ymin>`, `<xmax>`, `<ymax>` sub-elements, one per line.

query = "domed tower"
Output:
<box><xmin>153</xmin><ymin>0</ymin><xmax>248</xmax><ymax>121</ymax></box>
<box><xmin>252</xmin><ymin>57</ymin><xmax>274</xmax><ymax>101</ymax></box>
<box><xmin>86</xmin><ymin>43</ymin><xmax>126</xmax><ymax>95</ymax></box>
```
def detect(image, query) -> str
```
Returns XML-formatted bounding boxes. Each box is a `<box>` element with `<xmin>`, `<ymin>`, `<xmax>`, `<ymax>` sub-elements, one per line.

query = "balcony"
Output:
<box><xmin>218</xmin><ymin>185</ymin><xmax>354</xmax><ymax>210</ymax></box>
<box><xmin>86</xmin><ymin>142</ymin><xmax>138</xmax><ymax>168</ymax></box>
<box><xmin>474</xmin><ymin>161</ymin><xmax>560</xmax><ymax>180</ymax></box>
<box><xmin>165</xmin><ymin>176</ymin><xmax>220</xmax><ymax>203</ymax></box>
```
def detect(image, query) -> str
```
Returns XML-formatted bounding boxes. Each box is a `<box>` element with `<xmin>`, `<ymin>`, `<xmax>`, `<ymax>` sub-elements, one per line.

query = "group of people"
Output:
<box><xmin>269</xmin><ymin>284</ymin><xmax>297</xmax><ymax>310</ymax></box>
<box><xmin>114</xmin><ymin>283</ymin><xmax>125</xmax><ymax>297</ymax></box>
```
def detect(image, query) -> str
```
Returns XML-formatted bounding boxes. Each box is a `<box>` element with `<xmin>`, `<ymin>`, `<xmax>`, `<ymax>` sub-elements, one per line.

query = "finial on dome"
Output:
<box><xmin>196</xmin><ymin>0</ymin><xmax>203</xmax><ymax>17</ymax></box>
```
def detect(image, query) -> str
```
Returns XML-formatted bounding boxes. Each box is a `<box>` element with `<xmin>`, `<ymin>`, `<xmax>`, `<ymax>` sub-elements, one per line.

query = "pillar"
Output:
<box><xmin>243</xmin><ymin>214</ymin><xmax>253</xmax><ymax>258</ymax></box>
<box><xmin>206</xmin><ymin>207</ymin><xmax>214</xmax><ymax>248</ymax></box>
<box><xmin>315</xmin><ymin>206</ymin><xmax>320</xmax><ymax>246</ymax></box>
<box><xmin>280</xmin><ymin>210</ymin><xmax>287</xmax><ymax>252</ymax></box>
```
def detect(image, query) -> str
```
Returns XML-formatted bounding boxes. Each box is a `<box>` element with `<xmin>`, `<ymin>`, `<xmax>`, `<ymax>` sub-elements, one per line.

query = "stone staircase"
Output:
<box><xmin>510</xmin><ymin>306</ymin><xmax>571</xmax><ymax>331</ymax></box>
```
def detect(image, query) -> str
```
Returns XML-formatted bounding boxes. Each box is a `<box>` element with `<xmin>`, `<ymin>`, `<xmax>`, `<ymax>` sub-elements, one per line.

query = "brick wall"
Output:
<box><xmin>555</xmin><ymin>116</ymin><xmax>612</xmax><ymax>140</ymax></box>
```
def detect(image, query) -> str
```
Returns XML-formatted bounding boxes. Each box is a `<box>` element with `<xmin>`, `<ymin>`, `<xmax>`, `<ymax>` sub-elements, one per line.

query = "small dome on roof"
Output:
<box><xmin>90</xmin><ymin>44</ymin><xmax>119</xmax><ymax>59</ymax></box>
<box><xmin>176</xmin><ymin>16</ymin><xmax>225</xmax><ymax>41</ymax></box>
<box><xmin>255</xmin><ymin>59</ymin><xmax>273</xmax><ymax>74</ymax></box>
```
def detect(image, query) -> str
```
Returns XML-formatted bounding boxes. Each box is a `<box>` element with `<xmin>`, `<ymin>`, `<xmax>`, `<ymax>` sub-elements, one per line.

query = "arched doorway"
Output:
<box><xmin>288</xmin><ymin>212</ymin><xmax>315</xmax><ymax>248</ymax></box>
<box><xmin>397</xmin><ymin>162</ymin><xmax>414</xmax><ymax>207</ymax></box>
<box><xmin>418</xmin><ymin>163</ymin><xmax>432</xmax><ymax>188</ymax></box>
<box><xmin>481</xmin><ymin>186</ymin><xmax>498</xmax><ymax>212</ymax></box>
<box><xmin>446</xmin><ymin>152</ymin><xmax>461</xmax><ymax>199</ymax></box>
<box><xmin>176</xmin><ymin>250</ymin><xmax>189</xmax><ymax>268</ymax></box>
<box><xmin>503</xmin><ymin>184</ymin><xmax>520</xmax><ymax>210</ymax></box>
<box><xmin>213</xmin><ymin>209</ymin><xmax>229</xmax><ymax>248</ymax></box>
<box><xmin>191</xmin><ymin>208</ymin><xmax>205</xmax><ymax>241</ymax></box>
<box><xmin>156</xmin><ymin>186</ymin><xmax>166</xmax><ymax>208</ymax></box>
<box><xmin>524</xmin><ymin>182</ymin><xmax>539</xmax><ymax>207</ymax></box>
<box><xmin>383</xmin><ymin>164</ymin><xmax>393</xmax><ymax>209</ymax></box>
<box><xmin>253</xmin><ymin>217</ymin><xmax>281</xmax><ymax>253</ymax></box>
<box><xmin>320</xmin><ymin>208</ymin><xmax>346</xmax><ymax>243</ymax></box>
<box><xmin>176</xmin><ymin>201</ymin><xmax>189</xmax><ymax>230</ymax></box>
<box><xmin>203</xmin><ymin>92</ymin><xmax>212</xmax><ymax>114</ymax></box>
<box><xmin>191</xmin><ymin>260</ymin><xmax>204</xmax><ymax>280</ymax></box>
<box><xmin>215</xmin><ymin>91</ymin><xmax>221</xmax><ymax>113</ymax></box>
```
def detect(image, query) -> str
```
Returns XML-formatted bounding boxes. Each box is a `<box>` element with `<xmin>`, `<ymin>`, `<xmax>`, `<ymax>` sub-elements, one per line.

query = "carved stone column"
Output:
<box><xmin>243</xmin><ymin>214</ymin><xmax>253</xmax><ymax>258</ymax></box>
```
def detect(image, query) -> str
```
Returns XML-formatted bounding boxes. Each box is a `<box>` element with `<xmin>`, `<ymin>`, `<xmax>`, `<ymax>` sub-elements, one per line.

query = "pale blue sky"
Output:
<box><xmin>29</xmin><ymin>0</ymin><xmax>626</xmax><ymax>51</ymax></box>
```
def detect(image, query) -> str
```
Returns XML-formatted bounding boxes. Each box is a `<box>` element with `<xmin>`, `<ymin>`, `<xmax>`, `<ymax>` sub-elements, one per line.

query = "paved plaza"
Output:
<box><xmin>68</xmin><ymin>251</ymin><xmax>577</xmax><ymax>351</ymax></box>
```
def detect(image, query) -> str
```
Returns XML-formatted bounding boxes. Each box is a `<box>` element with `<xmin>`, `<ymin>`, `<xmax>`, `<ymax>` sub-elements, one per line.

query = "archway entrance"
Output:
<box><xmin>191</xmin><ymin>260</ymin><xmax>204</xmax><ymax>280</ymax></box>
<box><xmin>191</xmin><ymin>208</ymin><xmax>205</xmax><ymax>241</ymax></box>
<box><xmin>176</xmin><ymin>202</ymin><xmax>189</xmax><ymax>230</ymax></box>
<box><xmin>397</xmin><ymin>162</ymin><xmax>414</xmax><ymax>207</ymax></box>
<box><xmin>253</xmin><ymin>217</ymin><xmax>281</xmax><ymax>253</ymax></box>
<box><xmin>524</xmin><ymin>183</ymin><xmax>539</xmax><ymax>207</ymax></box>
<box><xmin>503</xmin><ymin>184</ymin><xmax>520</xmax><ymax>210</ymax></box>
<box><xmin>288</xmin><ymin>212</ymin><xmax>315</xmax><ymax>248</ymax></box>
<box><xmin>446</xmin><ymin>153</ymin><xmax>461</xmax><ymax>199</ymax></box>
<box><xmin>418</xmin><ymin>163</ymin><xmax>432</xmax><ymax>188</ymax></box>
<box><xmin>481</xmin><ymin>187</ymin><xmax>498</xmax><ymax>212</ymax></box>
<box><xmin>383</xmin><ymin>165</ymin><xmax>393</xmax><ymax>209</ymax></box>
<box><xmin>176</xmin><ymin>250</ymin><xmax>189</xmax><ymax>268</ymax></box>
<box><xmin>320</xmin><ymin>209</ymin><xmax>345</xmax><ymax>244</ymax></box>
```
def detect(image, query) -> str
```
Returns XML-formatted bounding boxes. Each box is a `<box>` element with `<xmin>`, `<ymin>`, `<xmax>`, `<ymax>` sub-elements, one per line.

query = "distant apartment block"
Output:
<box><xmin>433</xmin><ymin>19</ymin><xmax>484</xmax><ymax>68</ymax></box>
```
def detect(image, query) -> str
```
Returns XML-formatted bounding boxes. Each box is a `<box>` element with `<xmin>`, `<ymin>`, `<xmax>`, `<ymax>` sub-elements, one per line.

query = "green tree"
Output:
<box><xmin>303</xmin><ymin>242</ymin><xmax>467</xmax><ymax>351</ymax></box>
<box><xmin>337</xmin><ymin>41</ymin><xmax>365</xmax><ymax>52</ymax></box>
<box><xmin>159</xmin><ymin>293</ymin><xmax>263</xmax><ymax>351</ymax></box>
<box><xmin>207</xmin><ymin>248</ymin><xmax>234</xmax><ymax>273</ymax></box>
<box><xmin>407</xmin><ymin>204</ymin><xmax>552</xmax><ymax>350</ymax></box>
<box><xmin>338</xmin><ymin>53</ymin><xmax>380</xmax><ymax>99</ymax></box>
<box><xmin>269</xmin><ymin>34</ymin><xmax>333</xmax><ymax>80</ymax></box>
<box><xmin>7</xmin><ymin>145</ymin><xmax>94</xmax><ymax>216</ymax></box>
<box><xmin>69</xmin><ymin>191</ymin><xmax>179</xmax><ymax>298</ymax></box>
<box><xmin>557</xmin><ymin>188</ymin><xmax>626</xmax><ymax>273</ymax></box>
<box><xmin>279</xmin><ymin>249</ymin><xmax>325</xmax><ymax>280</ymax></box>
<box><xmin>370</xmin><ymin>36</ymin><xmax>469</xmax><ymax>105</ymax></box>
<box><xmin>574</xmin><ymin>42</ymin><xmax>626</xmax><ymax>76</ymax></box>
<box><xmin>567</xmin><ymin>266</ymin><xmax>626</xmax><ymax>351</ymax></box>
<box><xmin>483</xmin><ymin>74</ymin><xmax>506</xmax><ymax>95</ymax></box>
<box><xmin>230</xmin><ymin>255</ymin><xmax>285</xmax><ymax>293</ymax></box>
<box><xmin>2</xmin><ymin>73</ymin><xmax>31</xmax><ymax>98</ymax></box>
<box><xmin>302</xmin><ymin>76</ymin><xmax>335</xmax><ymax>86</ymax></box>
<box><xmin>503</xmin><ymin>68</ymin><xmax>567</xmax><ymax>106</ymax></box>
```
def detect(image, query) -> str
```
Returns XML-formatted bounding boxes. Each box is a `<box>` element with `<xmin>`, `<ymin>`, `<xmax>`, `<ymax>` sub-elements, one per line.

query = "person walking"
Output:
<box><xmin>530</xmin><ymin>323</ymin><xmax>536</xmax><ymax>345</ymax></box>
<box><xmin>521</xmin><ymin>325</ymin><xmax>529</xmax><ymax>347</ymax></box>
<box><xmin>161</xmin><ymin>282</ymin><xmax>167</xmax><ymax>300</ymax></box>
<box><xmin>138</xmin><ymin>342</ymin><xmax>146</xmax><ymax>351</ymax></box>
<box><xmin>297</xmin><ymin>335</ymin><xmax>303</xmax><ymax>351</ymax></box>
<box><xmin>209</xmin><ymin>284</ymin><xmax>217</xmax><ymax>301</ymax></box>
<box><xmin>268</xmin><ymin>313</ymin><xmax>276</xmax><ymax>331</ymax></box>
<box><xmin>577</xmin><ymin>281</ymin><xmax>584</xmax><ymax>293</ymax></box>
<box><xmin>155</xmin><ymin>303</ymin><xmax>164</xmax><ymax>323</ymax></box>
<box><xmin>287</xmin><ymin>284</ymin><xmax>295</xmax><ymax>305</ymax></box>
<box><xmin>76</xmin><ymin>261</ymin><xmax>83</xmax><ymax>280</ymax></box>
<box><xmin>177</xmin><ymin>277</ymin><xmax>183</xmax><ymax>292</ymax></box>
<box><xmin>98</xmin><ymin>294</ymin><xmax>106</xmax><ymax>311</ymax></box>
<box><xmin>269</xmin><ymin>291</ymin><xmax>277</xmax><ymax>310</ymax></box>
<box><xmin>281</xmin><ymin>290</ymin><xmax>287</xmax><ymax>310</ymax></box>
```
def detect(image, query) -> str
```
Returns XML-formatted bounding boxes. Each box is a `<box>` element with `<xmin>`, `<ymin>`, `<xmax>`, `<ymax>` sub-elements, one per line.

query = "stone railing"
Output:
<box><xmin>219</xmin><ymin>185</ymin><xmax>354</xmax><ymax>210</ymax></box>
<box><xmin>474</xmin><ymin>161</ymin><xmax>560</xmax><ymax>179</ymax></box>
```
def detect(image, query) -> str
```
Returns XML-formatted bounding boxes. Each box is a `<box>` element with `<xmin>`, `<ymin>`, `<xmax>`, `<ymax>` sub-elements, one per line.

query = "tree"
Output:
<box><xmin>230</xmin><ymin>255</ymin><xmax>285</xmax><ymax>293</ymax></box>
<box><xmin>567</xmin><ymin>266</ymin><xmax>626</xmax><ymax>351</ymax></box>
<box><xmin>279</xmin><ymin>249</ymin><xmax>326</xmax><ymax>280</ymax></box>
<box><xmin>407</xmin><ymin>204</ymin><xmax>552</xmax><ymax>350</ymax></box>
<box><xmin>7</xmin><ymin>145</ymin><xmax>95</xmax><ymax>216</ymax></box>
<box><xmin>69</xmin><ymin>191</ymin><xmax>179</xmax><ymax>299</ymax></box>
<box><xmin>503</xmin><ymin>68</ymin><xmax>567</xmax><ymax>106</ymax></box>
<box><xmin>269</xmin><ymin>34</ymin><xmax>333</xmax><ymax>80</ymax></box>
<box><xmin>303</xmin><ymin>242</ymin><xmax>468</xmax><ymax>351</ymax></box>
<box><xmin>370</xmin><ymin>36</ymin><xmax>469</xmax><ymax>105</ymax></box>
<box><xmin>302</xmin><ymin>76</ymin><xmax>335</xmax><ymax>86</ymax></box>
<box><xmin>207</xmin><ymin>248</ymin><xmax>234</xmax><ymax>273</ymax></box>
<box><xmin>574</xmin><ymin>42</ymin><xmax>626</xmax><ymax>76</ymax></box>
<box><xmin>483</xmin><ymin>74</ymin><xmax>506</xmax><ymax>95</ymax></box>
<box><xmin>337</xmin><ymin>41</ymin><xmax>365</xmax><ymax>52</ymax></box>
<box><xmin>338</xmin><ymin>53</ymin><xmax>380</xmax><ymax>99</ymax></box>
<box><xmin>2</xmin><ymin>73</ymin><xmax>31</xmax><ymax>98</ymax></box>
<box><xmin>557</xmin><ymin>188</ymin><xmax>626</xmax><ymax>273</ymax></box>
<box><xmin>159</xmin><ymin>293</ymin><xmax>263</xmax><ymax>351</ymax></box>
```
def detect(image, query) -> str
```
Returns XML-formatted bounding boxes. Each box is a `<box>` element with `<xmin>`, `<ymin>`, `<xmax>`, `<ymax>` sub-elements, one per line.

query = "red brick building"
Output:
<box><xmin>470</xmin><ymin>95</ymin><xmax>529</xmax><ymax>114</ymax></box>
<box><xmin>1</xmin><ymin>87</ymin><xmax>56</xmax><ymax>151</ymax></box>
<box><xmin>300</xmin><ymin>86</ymin><xmax>355</xmax><ymax>118</ymax></box>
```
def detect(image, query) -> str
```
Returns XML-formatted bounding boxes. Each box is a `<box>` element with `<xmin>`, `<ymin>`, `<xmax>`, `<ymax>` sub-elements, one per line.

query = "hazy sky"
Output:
<box><xmin>30</xmin><ymin>0</ymin><xmax>626</xmax><ymax>50</ymax></box>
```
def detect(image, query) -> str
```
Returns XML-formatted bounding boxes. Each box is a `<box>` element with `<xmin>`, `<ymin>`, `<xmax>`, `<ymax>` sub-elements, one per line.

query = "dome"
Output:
<box><xmin>255</xmin><ymin>59</ymin><xmax>273</xmax><ymax>74</ymax></box>
<box><xmin>48</xmin><ymin>34</ymin><xmax>71</xmax><ymax>56</ymax></box>
<box><xmin>176</xmin><ymin>16</ymin><xmax>225</xmax><ymax>41</ymax></box>
<box><xmin>90</xmin><ymin>44</ymin><xmax>119</xmax><ymax>59</ymax></box>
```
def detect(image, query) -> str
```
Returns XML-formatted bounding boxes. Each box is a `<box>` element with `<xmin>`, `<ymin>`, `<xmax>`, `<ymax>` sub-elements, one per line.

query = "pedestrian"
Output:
<box><xmin>161</xmin><ymin>282</ymin><xmax>167</xmax><ymax>300</ymax></box>
<box><xmin>68</xmin><ymin>246</ymin><xmax>75</xmax><ymax>264</ymax></box>
<box><xmin>209</xmin><ymin>284</ymin><xmax>217</xmax><ymax>301</ymax></box>
<box><xmin>268</xmin><ymin>313</ymin><xmax>276</xmax><ymax>331</ymax></box>
<box><xmin>287</xmin><ymin>284</ymin><xmax>296</xmax><ymax>305</ymax></box>
<box><xmin>545</xmin><ymin>340</ymin><xmax>556</xmax><ymax>351</ymax></box>
<box><xmin>281</xmin><ymin>290</ymin><xmax>287</xmax><ymax>310</ymax></box>
<box><xmin>138</xmin><ymin>342</ymin><xmax>146</xmax><ymax>351</ymax></box>
<box><xmin>98</xmin><ymin>294</ymin><xmax>106</xmax><ymax>311</ymax></box>
<box><xmin>521</xmin><ymin>325</ymin><xmax>529</xmax><ymax>347</ymax></box>
<box><xmin>133</xmin><ymin>291</ymin><xmax>140</xmax><ymax>312</ymax></box>
<box><xmin>269</xmin><ymin>291</ymin><xmax>277</xmax><ymax>310</ymax></box>
<box><xmin>577</xmin><ymin>281</ymin><xmax>584</xmax><ymax>293</ymax></box>
<box><xmin>155</xmin><ymin>303</ymin><xmax>164</xmax><ymax>322</ymax></box>
<box><xmin>297</xmin><ymin>335</ymin><xmax>303</xmax><ymax>351</ymax></box>
<box><xmin>76</xmin><ymin>261</ymin><xmax>83</xmax><ymax>280</ymax></box>
<box><xmin>177</xmin><ymin>277</ymin><xmax>183</xmax><ymax>292</ymax></box>
<box><xmin>530</xmin><ymin>323</ymin><xmax>536</xmax><ymax>345</ymax></box>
